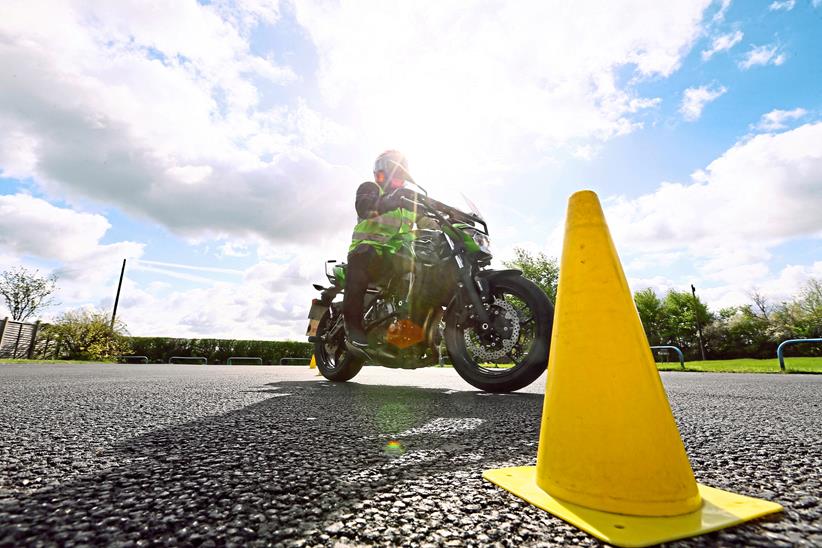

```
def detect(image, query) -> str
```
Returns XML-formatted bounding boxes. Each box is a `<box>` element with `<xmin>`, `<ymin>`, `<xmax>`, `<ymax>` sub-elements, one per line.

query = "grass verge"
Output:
<box><xmin>3</xmin><ymin>357</ymin><xmax>821</xmax><ymax>373</ymax></box>
<box><xmin>479</xmin><ymin>357</ymin><xmax>822</xmax><ymax>373</ymax></box>
<box><xmin>656</xmin><ymin>357</ymin><xmax>822</xmax><ymax>374</ymax></box>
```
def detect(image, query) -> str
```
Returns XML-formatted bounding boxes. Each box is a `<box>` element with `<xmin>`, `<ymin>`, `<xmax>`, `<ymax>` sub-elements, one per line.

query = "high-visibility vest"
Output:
<box><xmin>349</xmin><ymin>182</ymin><xmax>417</xmax><ymax>254</ymax></box>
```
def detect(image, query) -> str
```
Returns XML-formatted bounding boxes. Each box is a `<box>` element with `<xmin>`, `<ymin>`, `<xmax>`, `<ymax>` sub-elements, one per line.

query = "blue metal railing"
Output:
<box><xmin>776</xmin><ymin>338</ymin><xmax>822</xmax><ymax>372</ymax></box>
<box><xmin>650</xmin><ymin>345</ymin><xmax>685</xmax><ymax>369</ymax></box>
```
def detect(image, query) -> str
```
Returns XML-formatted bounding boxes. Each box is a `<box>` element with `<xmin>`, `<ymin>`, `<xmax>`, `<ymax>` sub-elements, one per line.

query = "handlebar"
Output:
<box><xmin>401</xmin><ymin>194</ymin><xmax>488</xmax><ymax>235</ymax></box>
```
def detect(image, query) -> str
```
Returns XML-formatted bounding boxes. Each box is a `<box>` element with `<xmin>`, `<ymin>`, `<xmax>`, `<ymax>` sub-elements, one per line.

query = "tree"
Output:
<box><xmin>503</xmin><ymin>247</ymin><xmax>560</xmax><ymax>302</ymax></box>
<box><xmin>46</xmin><ymin>308</ymin><xmax>131</xmax><ymax>361</ymax></box>
<box><xmin>748</xmin><ymin>289</ymin><xmax>771</xmax><ymax>321</ymax></box>
<box><xmin>704</xmin><ymin>305</ymin><xmax>774</xmax><ymax>359</ymax></box>
<box><xmin>796</xmin><ymin>278</ymin><xmax>822</xmax><ymax>337</ymax></box>
<box><xmin>0</xmin><ymin>267</ymin><xmax>58</xmax><ymax>321</ymax></box>
<box><xmin>662</xmin><ymin>289</ymin><xmax>713</xmax><ymax>359</ymax></box>
<box><xmin>633</xmin><ymin>288</ymin><xmax>667</xmax><ymax>345</ymax></box>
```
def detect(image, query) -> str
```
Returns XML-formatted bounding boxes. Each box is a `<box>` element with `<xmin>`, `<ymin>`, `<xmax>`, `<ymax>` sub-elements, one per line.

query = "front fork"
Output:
<box><xmin>453</xmin><ymin>252</ymin><xmax>492</xmax><ymax>330</ymax></box>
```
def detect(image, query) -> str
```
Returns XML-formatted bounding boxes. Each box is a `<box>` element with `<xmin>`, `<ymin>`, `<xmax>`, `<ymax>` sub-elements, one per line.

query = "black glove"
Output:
<box><xmin>377</xmin><ymin>188</ymin><xmax>415</xmax><ymax>213</ymax></box>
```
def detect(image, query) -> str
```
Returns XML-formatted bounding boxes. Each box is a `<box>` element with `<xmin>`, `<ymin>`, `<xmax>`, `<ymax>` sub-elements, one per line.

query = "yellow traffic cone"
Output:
<box><xmin>309</xmin><ymin>354</ymin><xmax>323</xmax><ymax>376</ymax></box>
<box><xmin>483</xmin><ymin>190</ymin><xmax>781</xmax><ymax>547</ymax></box>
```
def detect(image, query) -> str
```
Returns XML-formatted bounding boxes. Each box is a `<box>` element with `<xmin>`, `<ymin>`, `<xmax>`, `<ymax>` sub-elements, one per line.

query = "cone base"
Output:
<box><xmin>483</xmin><ymin>466</ymin><xmax>782</xmax><ymax>548</ymax></box>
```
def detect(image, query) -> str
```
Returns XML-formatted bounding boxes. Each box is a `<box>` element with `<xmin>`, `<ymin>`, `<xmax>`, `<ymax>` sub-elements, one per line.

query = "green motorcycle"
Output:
<box><xmin>306</xmin><ymin>183</ymin><xmax>554</xmax><ymax>393</ymax></box>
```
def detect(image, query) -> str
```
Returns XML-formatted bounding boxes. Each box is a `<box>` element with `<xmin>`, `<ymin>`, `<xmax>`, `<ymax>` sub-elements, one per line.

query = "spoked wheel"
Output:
<box><xmin>445</xmin><ymin>272</ymin><xmax>553</xmax><ymax>392</ymax></box>
<box><xmin>314</xmin><ymin>306</ymin><xmax>364</xmax><ymax>382</ymax></box>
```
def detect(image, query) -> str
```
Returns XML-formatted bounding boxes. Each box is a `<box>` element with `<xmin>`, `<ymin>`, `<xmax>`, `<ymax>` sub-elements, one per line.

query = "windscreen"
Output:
<box><xmin>461</xmin><ymin>193</ymin><xmax>485</xmax><ymax>221</ymax></box>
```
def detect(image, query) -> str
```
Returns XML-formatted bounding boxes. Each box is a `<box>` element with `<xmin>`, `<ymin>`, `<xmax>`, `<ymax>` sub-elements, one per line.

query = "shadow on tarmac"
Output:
<box><xmin>0</xmin><ymin>381</ymin><xmax>547</xmax><ymax>545</ymax></box>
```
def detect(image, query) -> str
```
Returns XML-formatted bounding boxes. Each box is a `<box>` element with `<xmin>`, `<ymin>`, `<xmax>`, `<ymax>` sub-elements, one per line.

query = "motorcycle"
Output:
<box><xmin>306</xmin><ymin>172</ymin><xmax>554</xmax><ymax>393</ymax></box>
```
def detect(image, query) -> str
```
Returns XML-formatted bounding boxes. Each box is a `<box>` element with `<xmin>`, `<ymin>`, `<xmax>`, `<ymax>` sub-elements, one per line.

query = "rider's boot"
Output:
<box><xmin>343</xmin><ymin>300</ymin><xmax>368</xmax><ymax>348</ymax></box>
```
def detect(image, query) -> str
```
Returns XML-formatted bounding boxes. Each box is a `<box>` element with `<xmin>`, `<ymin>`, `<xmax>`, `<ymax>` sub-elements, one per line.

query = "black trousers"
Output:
<box><xmin>342</xmin><ymin>244</ymin><xmax>382</xmax><ymax>331</ymax></box>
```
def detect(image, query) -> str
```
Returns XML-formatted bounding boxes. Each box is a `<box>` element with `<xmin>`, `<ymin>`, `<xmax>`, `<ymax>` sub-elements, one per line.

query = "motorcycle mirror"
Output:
<box><xmin>387</xmin><ymin>160</ymin><xmax>428</xmax><ymax>196</ymax></box>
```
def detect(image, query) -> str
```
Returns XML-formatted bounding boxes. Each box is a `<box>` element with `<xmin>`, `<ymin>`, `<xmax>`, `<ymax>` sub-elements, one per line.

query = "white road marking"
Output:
<box><xmin>394</xmin><ymin>417</ymin><xmax>484</xmax><ymax>437</ymax></box>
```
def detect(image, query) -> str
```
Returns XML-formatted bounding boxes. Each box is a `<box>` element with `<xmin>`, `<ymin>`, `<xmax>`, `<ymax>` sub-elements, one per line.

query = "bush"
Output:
<box><xmin>127</xmin><ymin>337</ymin><xmax>312</xmax><ymax>364</ymax></box>
<box><xmin>46</xmin><ymin>309</ymin><xmax>132</xmax><ymax>361</ymax></box>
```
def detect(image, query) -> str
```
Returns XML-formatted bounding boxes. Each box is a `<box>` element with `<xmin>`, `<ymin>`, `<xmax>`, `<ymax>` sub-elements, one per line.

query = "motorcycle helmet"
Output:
<box><xmin>374</xmin><ymin>150</ymin><xmax>408</xmax><ymax>190</ymax></box>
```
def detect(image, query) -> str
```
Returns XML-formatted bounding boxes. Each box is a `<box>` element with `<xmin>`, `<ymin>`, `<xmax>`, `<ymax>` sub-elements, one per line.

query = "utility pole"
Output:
<box><xmin>111</xmin><ymin>259</ymin><xmax>126</xmax><ymax>329</ymax></box>
<box><xmin>690</xmin><ymin>284</ymin><xmax>706</xmax><ymax>361</ymax></box>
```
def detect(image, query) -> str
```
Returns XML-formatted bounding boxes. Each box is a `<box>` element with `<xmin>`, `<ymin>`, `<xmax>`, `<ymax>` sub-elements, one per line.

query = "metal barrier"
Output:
<box><xmin>169</xmin><ymin>356</ymin><xmax>207</xmax><ymax>365</ymax></box>
<box><xmin>650</xmin><ymin>346</ymin><xmax>685</xmax><ymax>369</ymax></box>
<box><xmin>279</xmin><ymin>357</ymin><xmax>311</xmax><ymax>365</ymax></box>
<box><xmin>227</xmin><ymin>356</ymin><xmax>263</xmax><ymax>365</ymax></box>
<box><xmin>118</xmin><ymin>355</ymin><xmax>149</xmax><ymax>364</ymax></box>
<box><xmin>776</xmin><ymin>338</ymin><xmax>822</xmax><ymax>372</ymax></box>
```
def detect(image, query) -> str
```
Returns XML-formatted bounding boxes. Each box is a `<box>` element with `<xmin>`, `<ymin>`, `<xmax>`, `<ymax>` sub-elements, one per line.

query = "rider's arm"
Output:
<box><xmin>355</xmin><ymin>181</ymin><xmax>381</xmax><ymax>218</ymax></box>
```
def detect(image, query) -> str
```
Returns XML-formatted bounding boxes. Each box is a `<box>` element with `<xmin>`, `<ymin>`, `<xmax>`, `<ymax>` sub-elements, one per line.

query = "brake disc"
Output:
<box><xmin>463</xmin><ymin>297</ymin><xmax>521</xmax><ymax>362</ymax></box>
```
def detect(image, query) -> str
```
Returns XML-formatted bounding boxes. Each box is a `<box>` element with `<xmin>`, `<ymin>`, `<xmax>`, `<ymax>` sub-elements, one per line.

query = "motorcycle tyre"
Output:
<box><xmin>314</xmin><ymin>308</ymin><xmax>364</xmax><ymax>382</ymax></box>
<box><xmin>445</xmin><ymin>273</ymin><xmax>553</xmax><ymax>393</ymax></box>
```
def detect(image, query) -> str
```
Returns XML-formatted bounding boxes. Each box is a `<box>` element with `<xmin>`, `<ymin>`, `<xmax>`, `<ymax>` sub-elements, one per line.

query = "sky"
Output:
<box><xmin>1</xmin><ymin>0</ymin><xmax>821</xmax><ymax>340</ymax></box>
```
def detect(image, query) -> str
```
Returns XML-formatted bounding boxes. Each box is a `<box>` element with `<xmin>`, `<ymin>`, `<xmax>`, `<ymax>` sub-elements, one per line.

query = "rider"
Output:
<box><xmin>343</xmin><ymin>150</ymin><xmax>417</xmax><ymax>351</ymax></box>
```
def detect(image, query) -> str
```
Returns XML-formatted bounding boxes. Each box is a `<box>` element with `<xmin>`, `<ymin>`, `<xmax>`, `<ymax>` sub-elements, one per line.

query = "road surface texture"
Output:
<box><xmin>0</xmin><ymin>364</ymin><xmax>819</xmax><ymax>547</ymax></box>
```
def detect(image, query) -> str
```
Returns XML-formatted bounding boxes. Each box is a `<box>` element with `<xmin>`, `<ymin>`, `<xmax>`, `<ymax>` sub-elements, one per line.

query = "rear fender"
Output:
<box><xmin>315</xmin><ymin>285</ymin><xmax>341</xmax><ymax>305</ymax></box>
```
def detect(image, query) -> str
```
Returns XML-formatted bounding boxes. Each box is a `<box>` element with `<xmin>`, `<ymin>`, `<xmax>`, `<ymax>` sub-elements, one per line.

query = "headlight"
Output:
<box><xmin>471</xmin><ymin>230</ymin><xmax>491</xmax><ymax>254</ymax></box>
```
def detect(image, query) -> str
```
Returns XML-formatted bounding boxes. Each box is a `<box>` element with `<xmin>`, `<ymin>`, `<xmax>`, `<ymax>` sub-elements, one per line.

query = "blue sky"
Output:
<box><xmin>1</xmin><ymin>0</ymin><xmax>821</xmax><ymax>339</ymax></box>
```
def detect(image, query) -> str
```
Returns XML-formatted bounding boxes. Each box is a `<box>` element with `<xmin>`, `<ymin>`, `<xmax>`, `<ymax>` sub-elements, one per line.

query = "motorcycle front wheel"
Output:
<box><xmin>444</xmin><ymin>272</ymin><xmax>553</xmax><ymax>393</ymax></box>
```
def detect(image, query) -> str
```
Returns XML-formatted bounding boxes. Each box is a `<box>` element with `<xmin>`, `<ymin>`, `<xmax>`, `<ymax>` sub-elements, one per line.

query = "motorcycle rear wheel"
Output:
<box><xmin>314</xmin><ymin>307</ymin><xmax>364</xmax><ymax>382</ymax></box>
<box><xmin>445</xmin><ymin>272</ymin><xmax>553</xmax><ymax>393</ymax></box>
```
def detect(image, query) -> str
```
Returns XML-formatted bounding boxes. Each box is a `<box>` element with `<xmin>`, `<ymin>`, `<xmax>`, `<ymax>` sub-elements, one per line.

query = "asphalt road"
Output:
<box><xmin>0</xmin><ymin>364</ymin><xmax>819</xmax><ymax>547</ymax></box>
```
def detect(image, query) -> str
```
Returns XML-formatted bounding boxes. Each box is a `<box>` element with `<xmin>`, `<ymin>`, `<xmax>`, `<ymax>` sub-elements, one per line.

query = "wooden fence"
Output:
<box><xmin>0</xmin><ymin>318</ymin><xmax>41</xmax><ymax>359</ymax></box>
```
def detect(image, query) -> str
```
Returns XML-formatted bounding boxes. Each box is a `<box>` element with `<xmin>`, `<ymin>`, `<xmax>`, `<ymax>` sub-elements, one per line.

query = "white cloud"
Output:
<box><xmin>0</xmin><ymin>131</ymin><xmax>38</xmax><ymax>180</ymax></box>
<box><xmin>293</xmin><ymin>0</ymin><xmax>712</xmax><ymax>182</ymax></box>
<box><xmin>0</xmin><ymin>0</ymin><xmax>718</xmax><ymax>248</ymax></box>
<box><xmin>0</xmin><ymin>1</ymin><xmax>735</xmax><ymax>337</ymax></box>
<box><xmin>764</xmin><ymin>262</ymin><xmax>822</xmax><ymax>301</ymax></box>
<box><xmin>609</xmin><ymin>122</ymin><xmax>822</xmax><ymax>249</ymax></box>
<box><xmin>605</xmin><ymin>122</ymin><xmax>822</xmax><ymax>306</ymax></box>
<box><xmin>754</xmin><ymin>108</ymin><xmax>807</xmax><ymax>131</ymax></box>
<box><xmin>679</xmin><ymin>84</ymin><xmax>727</xmax><ymax>121</ymax></box>
<box><xmin>117</xmin><ymin>242</ymin><xmax>340</xmax><ymax>338</ymax></box>
<box><xmin>769</xmin><ymin>0</ymin><xmax>795</xmax><ymax>11</ymax></box>
<box><xmin>218</xmin><ymin>242</ymin><xmax>251</xmax><ymax>258</ymax></box>
<box><xmin>739</xmin><ymin>44</ymin><xmax>786</xmax><ymax>69</ymax></box>
<box><xmin>573</xmin><ymin>144</ymin><xmax>600</xmax><ymax>161</ymax></box>
<box><xmin>0</xmin><ymin>193</ymin><xmax>144</xmax><ymax>306</ymax></box>
<box><xmin>692</xmin><ymin>260</ymin><xmax>822</xmax><ymax>311</ymax></box>
<box><xmin>0</xmin><ymin>194</ymin><xmax>141</xmax><ymax>263</ymax></box>
<box><xmin>0</xmin><ymin>0</ymin><xmax>354</xmax><ymax>245</ymax></box>
<box><xmin>627</xmin><ymin>275</ymin><xmax>679</xmax><ymax>296</ymax></box>
<box><xmin>114</xmin><ymin>270</ymin><xmax>316</xmax><ymax>339</ymax></box>
<box><xmin>712</xmin><ymin>0</ymin><xmax>733</xmax><ymax>23</ymax></box>
<box><xmin>701</xmin><ymin>30</ymin><xmax>744</xmax><ymax>60</ymax></box>
<box><xmin>627</xmin><ymin>252</ymin><xmax>684</xmax><ymax>272</ymax></box>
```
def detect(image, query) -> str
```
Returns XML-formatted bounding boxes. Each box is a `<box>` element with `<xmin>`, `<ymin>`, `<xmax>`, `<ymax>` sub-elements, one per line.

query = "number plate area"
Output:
<box><xmin>306</xmin><ymin>299</ymin><xmax>328</xmax><ymax>337</ymax></box>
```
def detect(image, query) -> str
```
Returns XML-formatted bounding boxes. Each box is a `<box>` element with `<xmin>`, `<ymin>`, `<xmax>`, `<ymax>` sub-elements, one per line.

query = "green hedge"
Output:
<box><xmin>126</xmin><ymin>337</ymin><xmax>313</xmax><ymax>365</ymax></box>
